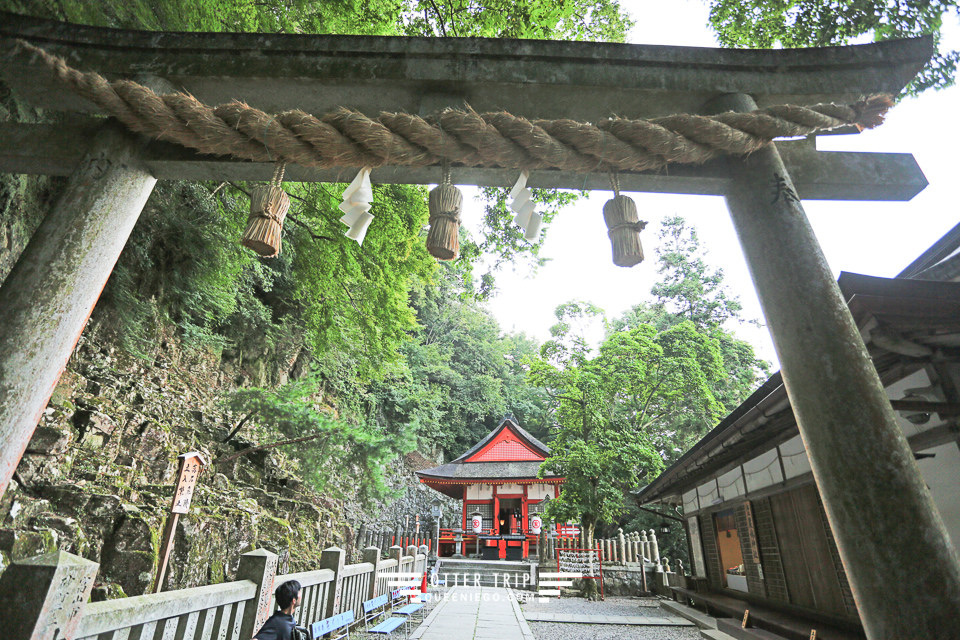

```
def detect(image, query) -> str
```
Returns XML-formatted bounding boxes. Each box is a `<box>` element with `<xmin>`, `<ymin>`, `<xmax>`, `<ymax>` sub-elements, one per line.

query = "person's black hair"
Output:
<box><xmin>275</xmin><ymin>580</ymin><xmax>301</xmax><ymax>610</ymax></box>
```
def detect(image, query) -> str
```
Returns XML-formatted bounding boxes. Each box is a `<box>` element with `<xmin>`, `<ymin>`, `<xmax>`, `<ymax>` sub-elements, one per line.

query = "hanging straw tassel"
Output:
<box><xmin>426</xmin><ymin>166</ymin><xmax>462</xmax><ymax>260</ymax></box>
<box><xmin>242</xmin><ymin>163</ymin><xmax>290</xmax><ymax>258</ymax></box>
<box><xmin>603</xmin><ymin>174</ymin><xmax>646</xmax><ymax>267</ymax></box>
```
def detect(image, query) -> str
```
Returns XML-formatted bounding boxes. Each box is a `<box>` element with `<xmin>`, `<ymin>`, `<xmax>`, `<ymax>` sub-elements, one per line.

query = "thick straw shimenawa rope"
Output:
<box><xmin>15</xmin><ymin>40</ymin><xmax>894</xmax><ymax>173</ymax></box>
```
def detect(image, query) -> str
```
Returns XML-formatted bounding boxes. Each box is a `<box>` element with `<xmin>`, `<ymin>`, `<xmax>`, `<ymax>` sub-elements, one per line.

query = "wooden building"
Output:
<box><xmin>637</xmin><ymin>228</ymin><xmax>960</xmax><ymax>636</ymax></box>
<box><xmin>417</xmin><ymin>416</ymin><xmax>564</xmax><ymax>560</ymax></box>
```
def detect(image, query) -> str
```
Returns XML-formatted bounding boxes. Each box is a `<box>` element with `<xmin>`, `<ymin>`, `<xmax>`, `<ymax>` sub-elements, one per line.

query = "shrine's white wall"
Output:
<box><xmin>917</xmin><ymin>441</ymin><xmax>960</xmax><ymax>550</ymax></box>
<box><xmin>527</xmin><ymin>484</ymin><xmax>556</xmax><ymax>500</ymax></box>
<box><xmin>466</xmin><ymin>484</ymin><xmax>494</xmax><ymax>500</ymax></box>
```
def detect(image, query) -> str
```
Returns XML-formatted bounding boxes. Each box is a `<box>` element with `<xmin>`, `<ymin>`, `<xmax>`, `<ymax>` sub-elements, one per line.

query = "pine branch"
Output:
<box><xmin>215</xmin><ymin>432</ymin><xmax>329</xmax><ymax>466</ymax></box>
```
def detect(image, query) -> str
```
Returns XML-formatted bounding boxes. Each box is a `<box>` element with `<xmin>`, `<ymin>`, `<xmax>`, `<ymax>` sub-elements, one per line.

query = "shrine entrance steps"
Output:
<box><xmin>436</xmin><ymin>559</ymin><xmax>535</xmax><ymax>590</ymax></box>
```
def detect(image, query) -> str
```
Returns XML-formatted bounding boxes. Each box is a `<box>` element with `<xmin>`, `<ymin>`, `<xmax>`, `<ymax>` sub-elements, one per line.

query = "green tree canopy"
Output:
<box><xmin>529</xmin><ymin>301</ymin><xmax>728</xmax><ymax>576</ymax></box>
<box><xmin>402</xmin><ymin>0</ymin><xmax>633</xmax><ymax>39</ymax></box>
<box><xmin>372</xmin><ymin>262</ymin><xmax>551</xmax><ymax>458</ymax></box>
<box><xmin>528</xmin><ymin>218</ymin><xmax>768</xmax><ymax>578</ymax></box>
<box><xmin>705</xmin><ymin>0</ymin><xmax>959</xmax><ymax>94</ymax></box>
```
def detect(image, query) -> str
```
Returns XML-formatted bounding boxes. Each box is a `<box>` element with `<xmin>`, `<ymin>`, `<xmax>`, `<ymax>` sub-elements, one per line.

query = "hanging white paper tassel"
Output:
<box><xmin>339</xmin><ymin>167</ymin><xmax>374</xmax><ymax>244</ymax></box>
<box><xmin>508</xmin><ymin>170</ymin><xmax>541</xmax><ymax>241</ymax></box>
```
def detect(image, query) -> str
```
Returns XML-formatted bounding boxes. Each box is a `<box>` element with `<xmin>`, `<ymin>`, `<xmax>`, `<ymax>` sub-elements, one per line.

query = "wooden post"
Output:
<box><xmin>320</xmin><ymin>547</ymin><xmax>345</xmax><ymax>618</ymax></box>
<box><xmin>362</xmin><ymin>546</ymin><xmax>381</xmax><ymax>599</ymax></box>
<box><xmin>236</xmin><ymin>549</ymin><xmax>278</xmax><ymax>640</ymax></box>
<box><xmin>0</xmin><ymin>550</ymin><xmax>98</xmax><ymax>640</ymax></box>
<box><xmin>153</xmin><ymin>513</ymin><xmax>179</xmax><ymax>593</ymax></box>
<box><xmin>716</xmin><ymin>92</ymin><xmax>960</xmax><ymax>639</ymax></box>
<box><xmin>0</xmin><ymin>120</ymin><xmax>162</xmax><ymax>498</ymax></box>
<box><xmin>154</xmin><ymin>452</ymin><xmax>205</xmax><ymax>592</ymax></box>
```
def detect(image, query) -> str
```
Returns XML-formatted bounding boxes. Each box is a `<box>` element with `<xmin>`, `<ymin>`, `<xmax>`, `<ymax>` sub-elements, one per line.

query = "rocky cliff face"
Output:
<box><xmin>0</xmin><ymin>321</ymin><xmax>442</xmax><ymax>599</ymax></box>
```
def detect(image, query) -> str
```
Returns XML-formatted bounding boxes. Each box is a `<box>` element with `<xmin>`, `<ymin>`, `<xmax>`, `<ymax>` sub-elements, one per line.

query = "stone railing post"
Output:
<box><xmin>237</xmin><ymin>549</ymin><xmax>278</xmax><ymax>640</ymax></box>
<box><xmin>0</xmin><ymin>550</ymin><xmax>98</xmax><ymax>640</ymax></box>
<box><xmin>363</xmin><ymin>546</ymin><xmax>381</xmax><ymax>599</ymax></box>
<box><xmin>389</xmin><ymin>544</ymin><xmax>403</xmax><ymax>577</ymax></box>
<box><xmin>320</xmin><ymin>547</ymin><xmax>345</xmax><ymax>618</ymax></box>
<box><xmin>405</xmin><ymin>545</ymin><xmax>417</xmax><ymax>574</ymax></box>
<box><xmin>640</xmin><ymin>530</ymin><xmax>649</xmax><ymax>561</ymax></box>
<box><xmin>649</xmin><ymin>529</ymin><xmax>660</xmax><ymax>567</ymax></box>
<box><xmin>677</xmin><ymin>559</ymin><xmax>685</xmax><ymax>577</ymax></box>
<box><xmin>617</xmin><ymin>528</ymin><xmax>626</xmax><ymax>565</ymax></box>
<box><xmin>418</xmin><ymin>545</ymin><xmax>429</xmax><ymax>574</ymax></box>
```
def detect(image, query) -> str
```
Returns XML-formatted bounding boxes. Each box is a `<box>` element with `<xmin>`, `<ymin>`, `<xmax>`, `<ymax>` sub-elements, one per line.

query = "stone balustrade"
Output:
<box><xmin>536</xmin><ymin>528</ymin><xmax>666</xmax><ymax>570</ymax></box>
<box><xmin>2</xmin><ymin>544</ymin><xmax>428</xmax><ymax>640</ymax></box>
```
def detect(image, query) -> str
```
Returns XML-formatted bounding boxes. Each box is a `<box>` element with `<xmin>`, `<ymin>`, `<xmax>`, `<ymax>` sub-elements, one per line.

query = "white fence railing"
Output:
<box><xmin>0</xmin><ymin>544</ymin><xmax>428</xmax><ymax>640</ymax></box>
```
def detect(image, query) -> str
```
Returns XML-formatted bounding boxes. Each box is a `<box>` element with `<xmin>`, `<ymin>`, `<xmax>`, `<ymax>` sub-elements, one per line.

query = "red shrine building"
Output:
<box><xmin>417</xmin><ymin>416</ymin><xmax>564</xmax><ymax>560</ymax></box>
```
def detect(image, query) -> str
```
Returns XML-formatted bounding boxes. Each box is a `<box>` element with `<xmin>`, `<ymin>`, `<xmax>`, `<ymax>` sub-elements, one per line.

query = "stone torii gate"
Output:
<box><xmin>0</xmin><ymin>13</ymin><xmax>957</xmax><ymax>639</ymax></box>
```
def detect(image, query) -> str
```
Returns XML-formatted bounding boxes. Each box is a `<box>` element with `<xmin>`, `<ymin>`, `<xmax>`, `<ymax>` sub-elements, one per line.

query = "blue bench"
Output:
<box><xmin>388</xmin><ymin>588</ymin><xmax>407</xmax><ymax>609</ymax></box>
<box><xmin>363</xmin><ymin>593</ymin><xmax>407</xmax><ymax>637</ymax></box>
<box><xmin>309</xmin><ymin>610</ymin><xmax>354</xmax><ymax>640</ymax></box>
<box><xmin>392</xmin><ymin>601</ymin><xmax>424</xmax><ymax>623</ymax></box>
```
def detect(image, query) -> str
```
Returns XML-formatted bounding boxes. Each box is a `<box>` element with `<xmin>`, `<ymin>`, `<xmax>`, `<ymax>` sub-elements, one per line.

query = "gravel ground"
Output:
<box><xmin>528</xmin><ymin>622</ymin><xmax>701</xmax><ymax>640</ymax></box>
<box><xmin>520</xmin><ymin>595</ymin><xmax>662</xmax><ymax>615</ymax></box>
<box><xmin>520</xmin><ymin>595</ymin><xmax>701</xmax><ymax>640</ymax></box>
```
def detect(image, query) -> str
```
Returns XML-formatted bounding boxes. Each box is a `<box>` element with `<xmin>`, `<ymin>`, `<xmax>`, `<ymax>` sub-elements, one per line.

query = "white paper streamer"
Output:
<box><xmin>339</xmin><ymin>167</ymin><xmax>374</xmax><ymax>244</ymax></box>
<box><xmin>508</xmin><ymin>170</ymin><xmax>540</xmax><ymax>241</ymax></box>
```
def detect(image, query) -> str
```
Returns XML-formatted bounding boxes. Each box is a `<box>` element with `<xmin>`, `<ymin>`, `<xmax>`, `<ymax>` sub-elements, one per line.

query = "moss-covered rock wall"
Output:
<box><xmin>0</xmin><ymin>324</ymin><xmax>392</xmax><ymax>598</ymax></box>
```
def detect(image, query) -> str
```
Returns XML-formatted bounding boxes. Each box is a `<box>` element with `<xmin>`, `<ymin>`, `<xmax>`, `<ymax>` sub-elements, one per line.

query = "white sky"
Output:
<box><xmin>464</xmin><ymin>0</ymin><xmax>960</xmax><ymax>368</ymax></box>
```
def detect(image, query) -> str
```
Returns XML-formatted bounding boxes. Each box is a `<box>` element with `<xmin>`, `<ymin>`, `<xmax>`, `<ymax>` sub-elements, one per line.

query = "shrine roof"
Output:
<box><xmin>452</xmin><ymin>416</ymin><xmax>550</xmax><ymax>463</ymax></box>
<box><xmin>636</xmin><ymin>269</ymin><xmax>960</xmax><ymax>506</ymax></box>
<box><xmin>417</xmin><ymin>461</ymin><xmax>560</xmax><ymax>482</ymax></box>
<box><xmin>416</xmin><ymin>416</ymin><xmax>562</xmax><ymax>484</ymax></box>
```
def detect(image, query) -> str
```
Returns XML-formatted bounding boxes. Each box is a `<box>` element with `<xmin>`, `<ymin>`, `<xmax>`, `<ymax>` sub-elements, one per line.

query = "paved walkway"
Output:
<box><xmin>410</xmin><ymin>586</ymin><xmax>534</xmax><ymax>640</ymax></box>
<box><xmin>523</xmin><ymin>612</ymin><xmax>694</xmax><ymax>626</ymax></box>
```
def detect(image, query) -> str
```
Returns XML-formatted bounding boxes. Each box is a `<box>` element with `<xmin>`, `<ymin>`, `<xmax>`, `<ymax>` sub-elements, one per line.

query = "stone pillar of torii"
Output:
<box><xmin>0</xmin><ymin>13</ymin><xmax>957</xmax><ymax>638</ymax></box>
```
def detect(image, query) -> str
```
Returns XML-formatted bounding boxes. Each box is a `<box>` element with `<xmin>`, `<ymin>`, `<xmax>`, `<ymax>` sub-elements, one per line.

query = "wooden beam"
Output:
<box><xmin>0</xmin><ymin>122</ymin><xmax>928</xmax><ymax>200</ymax></box>
<box><xmin>890</xmin><ymin>399</ymin><xmax>960</xmax><ymax>416</ymax></box>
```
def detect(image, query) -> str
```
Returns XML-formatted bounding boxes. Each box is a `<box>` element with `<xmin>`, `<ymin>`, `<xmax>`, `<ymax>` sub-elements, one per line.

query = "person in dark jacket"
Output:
<box><xmin>253</xmin><ymin>580</ymin><xmax>301</xmax><ymax>640</ymax></box>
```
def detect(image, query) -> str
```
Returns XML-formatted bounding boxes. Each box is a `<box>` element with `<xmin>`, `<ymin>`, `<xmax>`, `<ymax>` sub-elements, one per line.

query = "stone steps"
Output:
<box><xmin>660</xmin><ymin>600</ymin><xmax>719</xmax><ymax>630</ymax></box>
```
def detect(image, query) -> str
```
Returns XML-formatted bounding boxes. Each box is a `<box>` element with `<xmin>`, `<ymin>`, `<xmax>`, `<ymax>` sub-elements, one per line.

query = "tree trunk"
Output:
<box><xmin>581</xmin><ymin>520</ymin><xmax>599</xmax><ymax>600</ymax></box>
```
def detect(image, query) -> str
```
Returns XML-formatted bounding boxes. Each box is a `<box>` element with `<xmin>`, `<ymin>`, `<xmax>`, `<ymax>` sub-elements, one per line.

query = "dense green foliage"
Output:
<box><xmin>705</xmin><ymin>0</ymin><xmax>959</xmax><ymax>94</ymax></box>
<box><xmin>224</xmin><ymin>373</ymin><xmax>416</xmax><ymax>503</ymax></box>
<box><xmin>402</xmin><ymin>0</ymin><xmax>633</xmax><ymax>40</ymax></box>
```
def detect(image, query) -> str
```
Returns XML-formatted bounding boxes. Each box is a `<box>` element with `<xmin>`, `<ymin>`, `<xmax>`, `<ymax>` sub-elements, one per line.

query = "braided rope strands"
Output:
<box><xmin>603</xmin><ymin>174</ymin><xmax>646</xmax><ymax>267</ymax></box>
<box><xmin>426</xmin><ymin>164</ymin><xmax>463</xmax><ymax>260</ymax></box>
<box><xmin>15</xmin><ymin>40</ymin><xmax>894</xmax><ymax>175</ymax></box>
<box><xmin>242</xmin><ymin>163</ymin><xmax>290</xmax><ymax>257</ymax></box>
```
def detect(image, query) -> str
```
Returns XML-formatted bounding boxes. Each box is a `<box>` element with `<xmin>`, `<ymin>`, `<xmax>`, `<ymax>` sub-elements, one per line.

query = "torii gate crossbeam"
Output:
<box><xmin>0</xmin><ymin>14</ymin><xmax>958</xmax><ymax>639</ymax></box>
